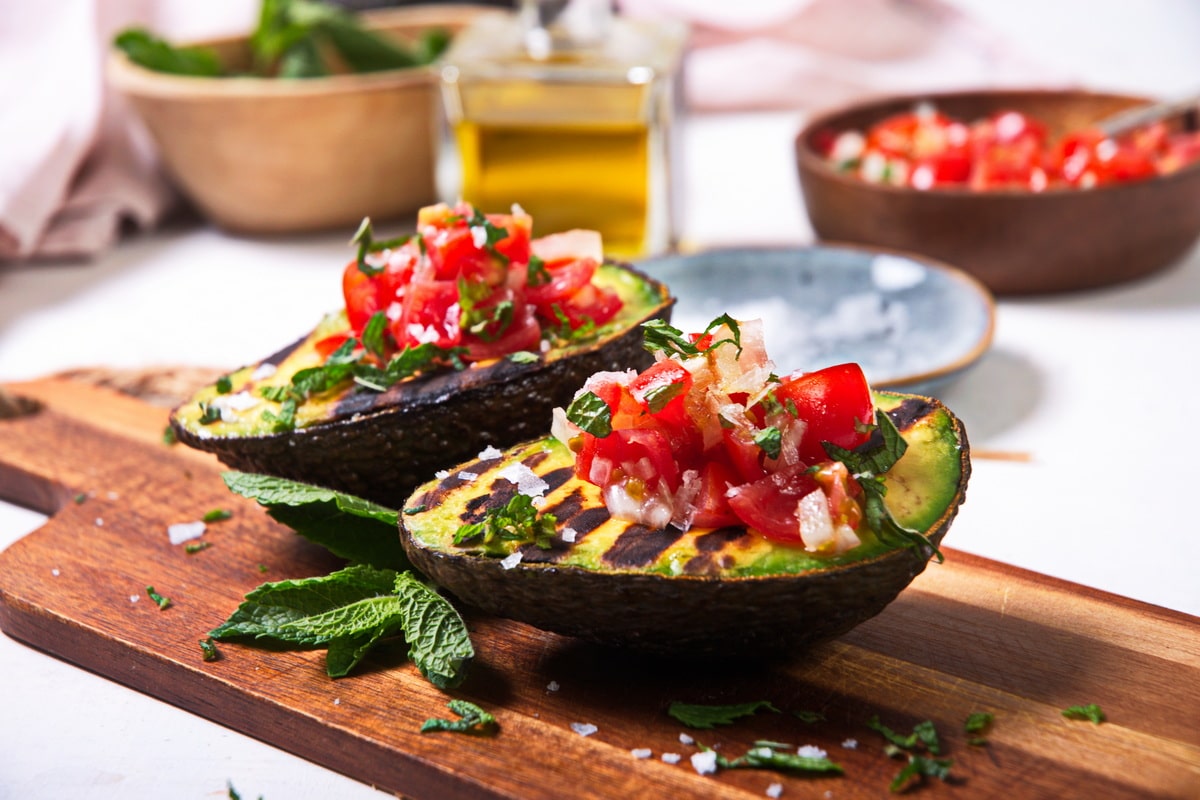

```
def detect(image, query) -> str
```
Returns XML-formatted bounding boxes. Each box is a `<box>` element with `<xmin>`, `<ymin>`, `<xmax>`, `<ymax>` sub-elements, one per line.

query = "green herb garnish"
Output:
<box><xmin>698</xmin><ymin>740</ymin><xmax>843</xmax><ymax>775</ymax></box>
<box><xmin>349</xmin><ymin>217</ymin><xmax>415</xmax><ymax>276</ymax></box>
<box><xmin>210</xmin><ymin>565</ymin><xmax>473</xmax><ymax>685</ymax></box>
<box><xmin>1062</xmin><ymin>704</ymin><xmax>1105</xmax><ymax>724</ymax></box>
<box><xmin>526</xmin><ymin>254</ymin><xmax>550</xmax><ymax>286</ymax></box>
<box><xmin>199</xmin><ymin>637</ymin><xmax>220</xmax><ymax>662</ymax></box>
<box><xmin>162</xmin><ymin>424</ymin><xmax>178</xmax><ymax>445</ymax></box>
<box><xmin>965</xmin><ymin>711</ymin><xmax>993</xmax><ymax>745</ymax></box>
<box><xmin>507</xmin><ymin>350</ymin><xmax>539</xmax><ymax>364</ymax></box>
<box><xmin>667</xmin><ymin>700</ymin><xmax>779</xmax><ymax>729</ymax></box>
<box><xmin>146</xmin><ymin>586</ymin><xmax>172</xmax><ymax>610</ymax></box>
<box><xmin>185</xmin><ymin>541</ymin><xmax>212</xmax><ymax>554</ymax></box>
<box><xmin>754</xmin><ymin>426</ymin><xmax>783</xmax><ymax>460</ymax></box>
<box><xmin>421</xmin><ymin>699</ymin><xmax>498</xmax><ymax>735</ymax></box>
<box><xmin>868</xmin><ymin>716</ymin><xmax>942</xmax><ymax>755</ymax></box>
<box><xmin>887</xmin><ymin>751</ymin><xmax>954</xmax><ymax>793</ymax></box>
<box><xmin>203</xmin><ymin>508</ymin><xmax>232</xmax><ymax>523</ymax></box>
<box><xmin>454</xmin><ymin>493</ymin><xmax>558</xmax><ymax>553</ymax></box>
<box><xmin>215</xmin><ymin>374</ymin><xmax>233</xmax><ymax>394</ymax></box>
<box><xmin>794</xmin><ymin>710</ymin><xmax>826</xmax><ymax>724</ymax></box>
<box><xmin>198</xmin><ymin>402</ymin><xmax>222</xmax><ymax>425</ymax></box>
<box><xmin>565</xmin><ymin>390</ymin><xmax>612</xmax><ymax>437</ymax></box>
<box><xmin>825</xmin><ymin>410</ymin><xmax>942</xmax><ymax>562</ymax></box>
<box><xmin>641</xmin><ymin>315</ymin><xmax>742</xmax><ymax>359</ymax></box>
<box><xmin>466</xmin><ymin>208</ymin><xmax>510</xmax><ymax>262</ymax></box>
<box><xmin>643</xmin><ymin>381</ymin><xmax>685</xmax><ymax>414</ymax></box>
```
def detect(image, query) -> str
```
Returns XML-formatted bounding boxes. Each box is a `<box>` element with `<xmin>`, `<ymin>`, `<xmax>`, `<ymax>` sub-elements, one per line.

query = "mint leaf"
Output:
<box><xmin>453</xmin><ymin>493</ymin><xmax>557</xmax><ymax>554</ymax></box>
<box><xmin>965</xmin><ymin>711</ymin><xmax>993</xmax><ymax>744</ymax></box>
<box><xmin>709</xmin><ymin>741</ymin><xmax>843</xmax><ymax>775</ymax></box>
<box><xmin>114</xmin><ymin>28</ymin><xmax>223</xmax><ymax>76</ymax></box>
<box><xmin>566</xmin><ymin>390</ymin><xmax>612</xmax><ymax>437</ymax></box>
<box><xmin>145</xmin><ymin>586</ymin><xmax>172</xmax><ymax>610</ymax></box>
<box><xmin>391</xmin><ymin>572</ymin><xmax>474</xmax><ymax>689</ymax></box>
<box><xmin>1062</xmin><ymin>704</ymin><xmax>1105</xmax><ymax>724</ymax></box>
<box><xmin>642</xmin><ymin>315</ymin><xmax>743</xmax><ymax>359</ymax></box>
<box><xmin>422</xmin><ymin>699</ymin><xmax>497</xmax><ymax>734</ymax></box>
<box><xmin>889</xmin><ymin>753</ymin><xmax>954</xmax><ymax>793</ymax></box>
<box><xmin>507</xmin><ymin>350</ymin><xmax>539</xmax><ymax>364</ymax></box>
<box><xmin>868</xmin><ymin>716</ymin><xmax>942</xmax><ymax>755</ymax></box>
<box><xmin>222</xmin><ymin>472</ymin><xmax>406</xmax><ymax>569</ymax></box>
<box><xmin>667</xmin><ymin>700</ymin><xmax>779</xmax><ymax>729</ymax></box>
<box><xmin>643</xmin><ymin>381</ymin><xmax>684</xmax><ymax>414</ymax></box>
<box><xmin>754</xmin><ymin>426</ymin><xmax>782</xmax><ymax>460</ymax></box>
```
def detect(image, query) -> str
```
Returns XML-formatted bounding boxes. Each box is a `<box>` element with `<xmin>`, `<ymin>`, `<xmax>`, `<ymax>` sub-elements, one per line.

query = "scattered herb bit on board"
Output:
<box><xmin>203</xmin><ymin>508</ymin><xmax>233</xmax><ymax>523</ymax></box>
<box><xmin>699</xmin><ymin>741</ymin><xmax>843</xmax><ymax>776</ymax></box>
<box><xmin>199</xmin><ymin>637</ymin><xmax>220</xmax><ymax>662</ymax></box>
<box><xmin>185</xmin><ymin>541</ymin><xmax>212</xmax><ymax>554</ymax></box>
<box><xmin>421</xmin><ymin>699</ymin><xmax>498</xmax><ymax>735</ymax></box>
<box><xmin>1062</xmin><ymin>704</ymin><xmax>1106</xmax><ymax>724</ymax></box>
<box><xmin>868</xmin><ymin>716</ymin><xmax>953</xmax><ymax>793</ymax></box>
<box><xmin>964</xmin><ymin>711</ymin><xmax>994</xmax><ymax>745</ymax></box>
<box><xmin>667</xmin><ymin>700</ymin><xmax>780</xmax><ymax>730</ymax></box>
<box><xmin>162</xmin><ymin>424</ymin><xmax>178</xmax><ymax>446</ymax></box>
<box><xmin>145</xmin><ymin>586</ymin><xmax>172</xmax><ymax>610</ymax></box>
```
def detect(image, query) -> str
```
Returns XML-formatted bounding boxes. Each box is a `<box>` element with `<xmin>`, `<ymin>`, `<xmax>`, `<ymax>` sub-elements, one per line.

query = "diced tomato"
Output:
<box><xmin>462</xmin><ymin>301</ymin><xmax>541</xmax><ymax>362</ymax></box>
<box><xmin>689</xmin><ymin>459</ymin><xmax>741</xmax><ymax>529</ymax></box>
<box><xmin>721</xmin><ymin>425</ymin><xmax>768</xmax><ymax>484</ymax></box>
<box><xmin>314</xmin><ymin>332</ymin><xmax>352</xmax><ymax>360</ymax></box>
<box><xmin>525</xmin><ymin>258</ymin><xmax>597</xmax><ymax>307</ymax></box>
<box><xmin>726</xmin><ymin>466</ymin><xmax>821</xmax><ymax>544</ymax></box>
<box><xmin>549</xmin><ymin>283</ymin><xmax>623</xmax><ymax>329</ymax></box>
<box><xmin>593</xmin><ymin>427</ymin><xmax>681</xmax><ymax>494</ymax></box>
<box><xmin>342</xmin><ymin>261</ymin><xmax>383</xmax><ymax>334</ymax></box>
<box><xmin>394</xmin><ymin>278</ymin><xmax>461</xmax><ymax>349</ymax></box>
<box><xmin>773</xmin><ymin>363</ymin><xmax>874</xmax><ymax>465</ymax></box>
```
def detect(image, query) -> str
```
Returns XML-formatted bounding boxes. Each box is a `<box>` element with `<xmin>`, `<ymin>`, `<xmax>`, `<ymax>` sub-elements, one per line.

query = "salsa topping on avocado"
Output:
<box><xmin>552</xmin><ymin>316</ymin><xmax>928</xmax><ymax>556</ymax></box>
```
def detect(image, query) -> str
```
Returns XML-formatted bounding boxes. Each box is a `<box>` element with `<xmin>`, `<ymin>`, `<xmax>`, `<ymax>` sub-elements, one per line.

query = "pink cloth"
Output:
<box><xmin>0</xmin><ymin>1</ymin><xmax>253</xmax><ymax>262</ymax></box>
<box><xmin>619</xmin><ymin>0</ymin><xmax>1065</xmax><ymax>112</ymax></box>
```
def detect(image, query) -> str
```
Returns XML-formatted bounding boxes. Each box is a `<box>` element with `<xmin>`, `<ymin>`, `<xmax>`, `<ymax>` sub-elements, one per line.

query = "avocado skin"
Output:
<box><xmin>172</xmin><ymin>266</ymin><xmax>672</xmax><ymax>509</ymax></box>
<box><xmin>399</xmin><ymin>393</ymin><xmax>970</xmax><ymax>658</ymax></box>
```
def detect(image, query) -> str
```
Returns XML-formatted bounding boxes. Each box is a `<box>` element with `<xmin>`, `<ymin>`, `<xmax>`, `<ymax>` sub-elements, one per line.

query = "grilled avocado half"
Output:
<box><xmin>400</xmin><ymin>391</ymin><xmax>970</xmax><ymax>657</ymax></box>
<box><xmin>171</xmin><ymin>263</ymin><xmax>672</xmax><ymax>508</ymax></box>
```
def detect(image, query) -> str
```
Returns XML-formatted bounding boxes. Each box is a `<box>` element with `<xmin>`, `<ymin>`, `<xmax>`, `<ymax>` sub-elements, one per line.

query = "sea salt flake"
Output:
<box><xmin>679</xmin><ymin>733</ymin><xmax>694</xmax><ymax>745</ymax></box>
<box><xmin>251</xmin><ymin>363</ymin><xmax>277</xmax><ymax>381</ymax></box>
<box><xmin>500</xmin><ymin>551</ymin><xmax>523</xmax><ymax>570</ymax></box>
<box><xmin>841</xmin><ymin>738</ymin><xmax>858</xmax><ymax>750</ymax></box>
<box><xmin>435</xmin><ymin>469</ymin><xmax>450</xmax><ymax>480</ymax></box>
<box><xmin>457</xmin><ymin>471</ymin><xmax>478</xmax><ymax>482</ymax></box>
<box><xmin>797</xmin><ymin>745</ymin><xmax>827</xmax><ymax>760</ymax></box>
<box><xmin>766</xmin><ymin>783</ymin><xmax>783</xmax><ymax>799</ymax></box>
<box><xmin>106</xmin><ymin>491</ymin><xmax>119</xmax><ymax>500</ymax></box>
<box><xmin>561</xmin><ymin>527</ymin><xmax>578</xmax><ymax>543</ymax></box>
<box><xmin>51</xmin><ymin>569</ymin><xmax>60</xmax><ymax>577</ymax></box>
<box><xmin>690</xmin><ymin>750</ymin><xmax>718</xmax><ymax>775</ymax></box>
<box><xmin>95</xmin><ymin>518</ymin><xmax>104</xmax><ymax>527</ymax></box>
<box><xmin>168</xmin><ymin>521</ymin><xmax>207</xmax><ymax>545</ymax></box>
<box><xmin>496</xmin><ymin>463</ymin><xmax>549</xmax><ymax>497</ymax></box>
<box><xmin>661</xmin><ymin>753</ymin><xmax>681</xmax><ymax>764</ymax></box>
<box><xmin>333</xmin><ymin>698</ymin><xmax>341</xmax><ymax>706</ymax></box>
<box><xmin>570</xmin><ymin>722</ymin><xmax>597</xmax><ymax>737</ymax></box>
<box><xmin>129</xmin><ymin>594</ymin><xmax>140</xmax><ymax>604</ymax></box>
<box><xmin>546</xmin><ymin>680</ymin><xmax>560</xmax><ymax>692</ymax></box>
<box><xmin>478</xmin><ymin>445</ymin><xmax>503</xmax><ymax>460</ymax></box>
<box><xmin>630</xmin><ymin>748</ymin><xmax>652</xmax><ymax>760</ymax></box>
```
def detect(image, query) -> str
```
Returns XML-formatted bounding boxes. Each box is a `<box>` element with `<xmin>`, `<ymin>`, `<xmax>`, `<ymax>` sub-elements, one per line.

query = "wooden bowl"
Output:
<box><xmin>107</xmin><ymin>5</ymin><xmax>484</xmax><ymax>235</ymax></box>
<box><xmin>795</xmin><ymin>89</ymin><xmax>1200</xmax><ymax>295</ymax></box>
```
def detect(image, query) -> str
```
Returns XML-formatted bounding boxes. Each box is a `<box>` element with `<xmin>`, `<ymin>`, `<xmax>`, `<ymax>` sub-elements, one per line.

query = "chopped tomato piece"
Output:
<box><xmin>774</xmin><ymin>363</ymin><xmax>874</xmax><ymax>465</ymax></box>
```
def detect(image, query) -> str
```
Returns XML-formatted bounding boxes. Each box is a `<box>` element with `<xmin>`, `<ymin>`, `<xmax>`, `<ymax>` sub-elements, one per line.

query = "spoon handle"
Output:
<box><xmin>1097</xmin><ymin>92</ymin><xmax>1200</xmax><ymax>137</ymax></box>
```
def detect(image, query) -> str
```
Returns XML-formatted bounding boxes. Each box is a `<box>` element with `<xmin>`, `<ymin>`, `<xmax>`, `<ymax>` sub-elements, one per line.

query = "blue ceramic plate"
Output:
<box><xmin>635</xmin><ymin>246</ymin><xmax>995</xmax><ymax>394</ymax></box>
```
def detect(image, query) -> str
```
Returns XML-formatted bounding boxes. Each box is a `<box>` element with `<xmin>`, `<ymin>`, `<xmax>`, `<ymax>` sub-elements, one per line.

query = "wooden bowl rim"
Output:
<box><xmin>794</xmin><ymin>86</ymin><xmax>1200</xmax><ymax>198</ymax></box>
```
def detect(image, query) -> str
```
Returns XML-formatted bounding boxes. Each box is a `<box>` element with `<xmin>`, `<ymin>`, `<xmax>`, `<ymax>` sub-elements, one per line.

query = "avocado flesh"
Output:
<box><xmin>170</xmin><ymin>264</ymin><xmax>672</xmax><ymax>508</ymax></box>
<box><xmin>400</xmin><ymin>391</ymin><xmax>970</xmax><ymax>656</ymax></box>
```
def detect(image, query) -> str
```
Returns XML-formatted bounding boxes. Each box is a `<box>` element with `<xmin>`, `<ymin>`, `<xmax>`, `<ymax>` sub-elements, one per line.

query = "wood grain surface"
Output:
<box><xmin>1</xmin><ymin>378</ymin><xmax>1198</xmax><ymax>799</ymax></box>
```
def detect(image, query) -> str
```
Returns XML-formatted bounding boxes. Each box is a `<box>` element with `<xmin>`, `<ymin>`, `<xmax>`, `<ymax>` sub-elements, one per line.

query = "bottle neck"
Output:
<box><xmin>519</xmin><ymin>0</ymin><xmax>614</xmax><ymax>60</ymax></box>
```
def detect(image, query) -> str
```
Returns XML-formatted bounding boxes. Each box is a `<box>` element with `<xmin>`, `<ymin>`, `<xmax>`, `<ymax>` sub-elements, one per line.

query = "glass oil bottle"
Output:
<box><xmin>439</xmin><ymin>0</ymin><xmax>687</xmax><ymax>257</ymax></box>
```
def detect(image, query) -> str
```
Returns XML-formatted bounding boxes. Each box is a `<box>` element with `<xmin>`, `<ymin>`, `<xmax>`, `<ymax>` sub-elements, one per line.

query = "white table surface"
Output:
<box><xmin>4</xmin><ymin>5</ymin><xmax>1200</xmax><ymax>792</ymax></box>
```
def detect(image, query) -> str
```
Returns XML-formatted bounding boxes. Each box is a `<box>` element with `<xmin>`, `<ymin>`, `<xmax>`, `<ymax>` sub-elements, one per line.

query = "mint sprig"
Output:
<box><xmin>421</xmin><ymin>700</ymin><xmax>498</xmax><ymax>735</ymax></box>
<box><xmin>565</xmin><ymin>390</ymin><xmax>612</xmax><ymax>438</ymax></box>
<box><xmin>667</xmin><ymin>700</ymin><xmax>779</xmax><ymax>729</ymax></box>
<box><xmin>641</xmin><ymin>314</ymin><xmax>742</xmax><ymax>359</ymax></box>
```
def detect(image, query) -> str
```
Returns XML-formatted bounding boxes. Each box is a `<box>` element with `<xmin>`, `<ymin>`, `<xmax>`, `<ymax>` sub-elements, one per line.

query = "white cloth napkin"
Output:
<box><xmin>0</xmin><ymin>0</ymin><xmax>254</xmax><ymax>262</ymax></box>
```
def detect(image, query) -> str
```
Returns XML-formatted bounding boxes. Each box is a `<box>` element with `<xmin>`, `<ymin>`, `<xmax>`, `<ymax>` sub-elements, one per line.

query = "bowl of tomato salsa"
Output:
<box><xmin>795</xmin><ymin>89</ymin><xmax>1200</xmax><ymax>294</ymax></box>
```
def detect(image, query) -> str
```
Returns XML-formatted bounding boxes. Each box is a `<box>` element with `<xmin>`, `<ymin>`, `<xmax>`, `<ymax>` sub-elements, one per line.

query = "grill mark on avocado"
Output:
<box><xmin>886</xmin><ymin>398</ymin><xmax>935</xmax><ymax>432</ymax></box>
<box><xmin>683</xmin><ymin>527</ymin><xmax>749</xmax><ymax>575</ymax></box>
<box><xmin>521</xmin><ymin>490</ymin><xmax>612</xmax><ymax>563</ymax></box>
<box><xmin>603</xmin><ymin>525</ymin><xmax>685</xmax><ymax>568</ymax></box>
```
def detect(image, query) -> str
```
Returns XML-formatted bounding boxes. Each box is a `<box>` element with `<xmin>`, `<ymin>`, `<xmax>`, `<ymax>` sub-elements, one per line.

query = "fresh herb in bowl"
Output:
<box><xmin>114</xmin><ymin>0</ymin><xmax>451</xmax><ymax>79</ymax></box>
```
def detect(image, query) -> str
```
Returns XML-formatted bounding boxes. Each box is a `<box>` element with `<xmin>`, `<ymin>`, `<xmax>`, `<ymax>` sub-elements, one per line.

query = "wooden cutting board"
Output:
<box><xmin>1</xmin><ymin>378</ymin><xmax>1197</xmax><ymax>799</ymax></box>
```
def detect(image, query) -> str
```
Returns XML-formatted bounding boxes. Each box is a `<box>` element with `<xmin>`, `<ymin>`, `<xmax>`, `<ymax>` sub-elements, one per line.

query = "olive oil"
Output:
<box><xmin>439</xmin><ymin>2</ymin><xmax>685</xmax><ymax>257</ymax></box>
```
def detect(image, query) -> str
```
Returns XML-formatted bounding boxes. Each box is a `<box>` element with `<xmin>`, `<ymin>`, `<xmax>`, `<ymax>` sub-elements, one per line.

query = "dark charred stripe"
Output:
<box><xmin>603</xmin><ymin>524</ymin><xmax>684</xmax><ymax>568</ymax></box>
<box><xmin>263</xmin><ymin>335</ymin><xmax>306</xmax><ymax>367</ymax></box>
<box><xmin>542</xmin><ymin>466</ymin><xmax>574</xmax><ymax>493</ymax></box>
<box><xmin>522</xmin><ymin>449</ymin><xmax>552</xmax><ymax>471</ymax></box>
<box><xmin>886</xmin><ymin>397</ymin><xmax>935</xmax><ymax>432</ymax></box>
<box><xmin>459</xmin><ymin>479</ymin><xmax>518</xmax><ymax>525</ymax></box>
<box><xmin>693</xmin><ymin>526</ymin><xmax>749</xmax><ymax>552</ymax></box>
<box><xmin>521</xmin><ymin>490</ymin><xmax>610</xmax><ymax>563</ymax></box>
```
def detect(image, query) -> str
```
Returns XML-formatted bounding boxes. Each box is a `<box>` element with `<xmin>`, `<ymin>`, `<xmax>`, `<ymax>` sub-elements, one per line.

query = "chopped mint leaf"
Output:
<box><xmin>199</xmin><ymin>637</ymin><xmax>219</xmax><ymax>662</ymax></box>
<box><xmin>794</xmin><ymin>710</ymin><xmax>825</xmax><ymax>724</ymax></box>
<box><xmin>888</xmin><ymin>753</ymin><xmax>954</xmax><ymax>793</ymax></box>
<box><xmin>704</xmin><ymin>740</ymin><xmax>843</xmax><ymax>775</ymax></box>
<box><xmin>199</xmin><ymin>402</ymin><xmax>222</xmax><ymax>425</ymax></box>
<box><xmin>754</xmin><ymin>426</ymin><xmax>782</xmax><ymax>460</ymax></box>
<box><xmin>216</xmin><ymin>374</ymin><xmax>233</xmax><ymax>394</ymax></box>
<box><xmin>260</xmin><ymin>397</ymin><xmax>296</xmax><ymax>432</ymax></box>
<box><xmin>209</xmin><ymin>566</ymin><xmax>473</xmax><ymax>686</ymax></box>
<box><xmin>162</xmin><ymin>424</ymin><xmax>178</xmax><ymax>445</ymax></box>
<box><xmin>145</xmin><ymin>586</ymin><xmax>172</xmax><ymax>610</ymax></box>
<box><xmin>965</xmin><ymin>711</ymin><xmax>993</xmax><ymax>744</ymax></box>
<box><xmin>73</xmin><ymin>493</ymin><xmax>87</xmax><ymax>504</ymax></box>
<box><xmin>403</xmin><ymin>505</ymin><xmax>427</xmax><ymax>515</ymax></box>
<box><xmin>421</xmin><ymin>699</ymin><xmax>498</xmax><ymax>734</ymax></box>
<box><xmin>643</xmin><ymin>381</ymin><xmax>684</xmax><ymax>414</ymax></box>
<box><xmin>667</xmin><ymin>700</ymin><xmax>779</xmax><ymax>729</ymax></box>
<box><xmin>361</xmin><ymin>311</ymin><xmax>390</xmax><ymax>361</ymax></box>
<box><xmin>566</xmin><ymin>390</ymin><xmax>612</xmax><ymax>437</ymax></box>
<box><xmin>1062</xmin><ymin>704</ymin><xmax>1105</xmax><ymax>724</ymax></box>
<box><xmin>526</xmin><ymin>254</ymin><xmax>550</xmax><ymax>286</ymax></box>
<box><xmin>203</xmin><ymin>508</ymin><xmax>232</xmax><ymax>523</ymax></box>
<box><xmin>185</xmin><ymin>541</ymin><xmax>212</xmax><ymax>554</ymax></box>
<box><xmin>868</xmin><ymin>716</ymin><xmax>942</xmax><ymax>755</ymax></box>
<box><xmin>454</xmin><ymin>493</ymin><xmax>557</xmax><ymax>554</ymax></box>
<box><xmin>642</xmin><ymin>315</ymin><xmax>743</xmax><ymax>360</ymax></box>
<box><xmin>466</xmin><ymin>208</ymin><xmax>509</xmax><ymax>262</ymax></box>
<box><xmin>350</xmin><ymin>217</ymin><xmax>414</xmax><ymax>276</ymax></box>
<box><xmin>222</xmin><ymin>472</ymin><xmax>407</xmax><ymax>570</ymax></box>
<box><xmin>507</xmin><ymin>350</ymin><xmax>539</xmax><ymax>364</ymax></box>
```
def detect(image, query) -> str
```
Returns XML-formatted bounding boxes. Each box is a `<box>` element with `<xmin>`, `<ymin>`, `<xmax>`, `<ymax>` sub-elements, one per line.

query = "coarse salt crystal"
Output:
<box><xmin>95</xmin><ymin>518</ymin><xmax>104</xmax><ymax>526</ymax></box>
<box><xmin>679</xmin><ymin>733</ymin><xmax>694</xmax><ymax>745</ymax></box>
<box><xmin>561</xmin><ymin>527</ymin><xmax>578</xmax><ymax>543</ymax></box>
<box><xmin>106</xmin><ymin>491</ymin><xmax>119</xmax><ymax>500</ymax></box>
<box><xmin>478</xmin><ymin>445</ymin><xmax>503</xmax><ymax>460</ymax></box>
<box><xmin>797</xmin><ymin>745</ymin><xmax>827</xmax><ymax>760</ymax></box>
<box><xmin>168</xmin><ymin>521</ymin><xmax>207</xmax><ymax>545</ymax></box>
<box><xmin>570</xmin><ymin>722</ymin><xmax>597</xmax><ymax>737</ymax></box>
<box><xmin>386</xmin><ymin>301</ymin><xmax>403</xmax><ymax>321</ymax></box>
<box><xmin>841</xmin><ymin>738</ymin><xmax>858</xmax><ymax>750</ymax></box>
<box><xmin>766</xmin><ymin>783</ymin><xmax>783</xmax><ymax>799</ymax></box>
<box><xmin>457</xmin><ymin>471</ymin><xmax>478</xmax><ymax>482</ymax></box>
<box><xmin>500</xmin><ymin>551</ymin><xmax>523</xmax><ymax>570</ymax></box>
<box><xmin>333</xmin><ymin>698</ymin><xmax>341</xmax><ymax>706</ymax></box>
<box><xmin>51</xmin><ymin>569</ymin><xmax>60</xmax><ymax>577</ymax></box>
<box><xmin>690</xmin><ymin>750</ymin><xmax>718</xmax><ymax>775</ymax></box>
<box><xmin>251</xmin><ymin>363</ymin><xmax>277</xmax><ymax>381</ymax></box>
<box><xmin>496</xmin><ymin>463</ymin><xmax>549</xmax><ymax>497</ymax></box>
<box><xmin>661</xmin><ymin>753</ymin><xmax>681</xmax><ymax>764</ymax></box>
<box><xmin>630</xmin><ymin>748</ymin><xmax>652</xmax><ymax>760</ymax></box>
<box><xmin>129</xmin><ymin>594</ymin><xmax>140</xmax><ymax>603</ymax></box>
<box><xmin>546</xmin><ymin>680</ymin><xmax>560</xmax><ymax>692</ymax></box>
<box><xmin>435</xmin><ymin>470</ymin><xmax>450</xmax><ymax>480</ymax></box>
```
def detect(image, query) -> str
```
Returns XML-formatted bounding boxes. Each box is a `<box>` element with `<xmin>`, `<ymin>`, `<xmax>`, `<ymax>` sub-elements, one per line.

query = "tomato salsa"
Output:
<box><xmin>820</xmin><ymin>103</ymin><xmax>1200</xmax><ymax>191</ymax></box>
<box><xmin>553</xmin><ymin>317</ymin><xmax>885</xmax><ymax>554</ymax></box>
<box><xmin>338</xmin><ymin>201</ymin><xmax>624</xmax><ymax>364</ymax></box>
